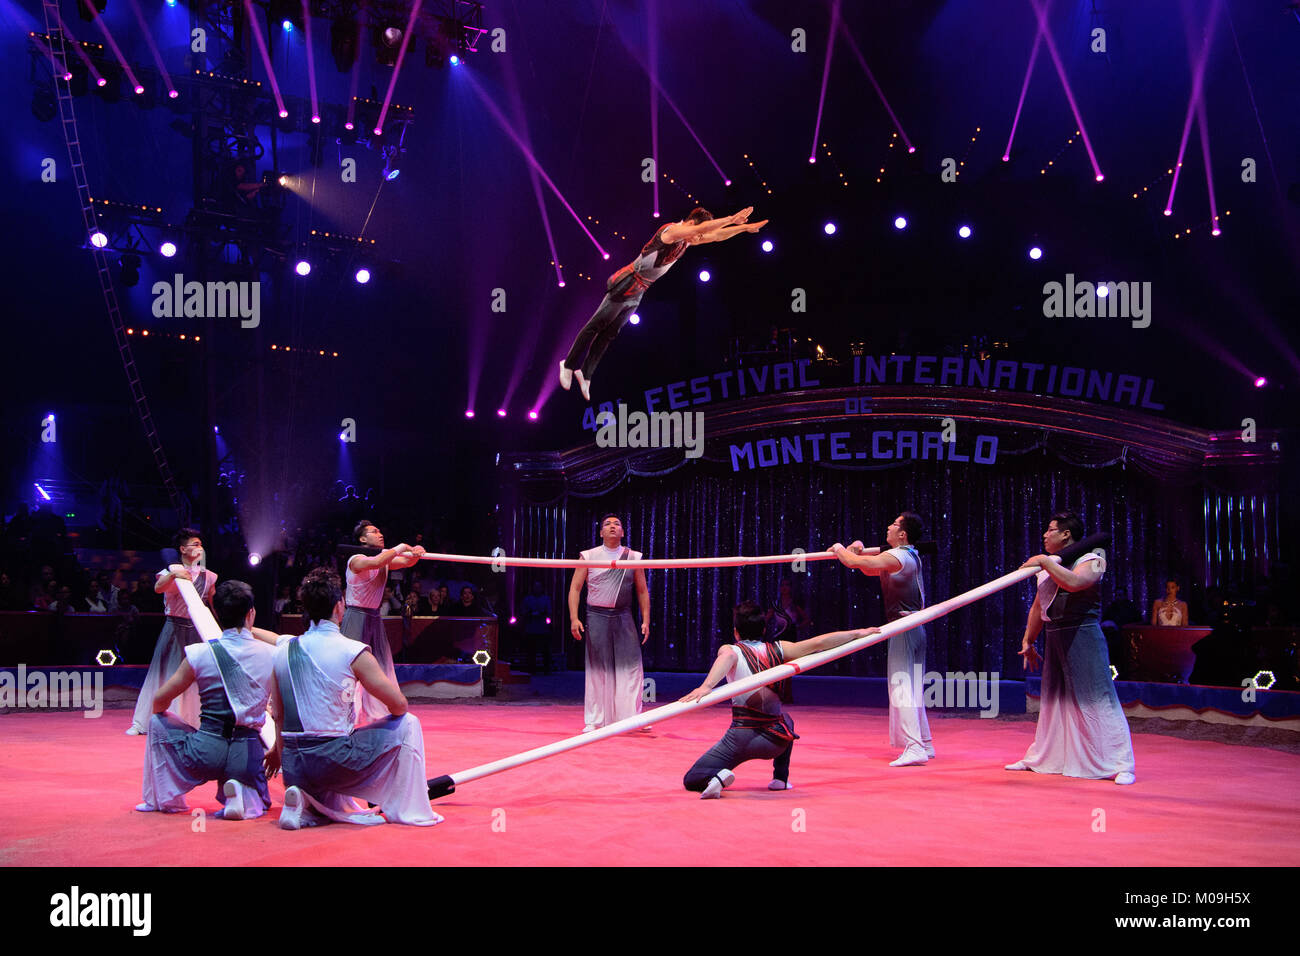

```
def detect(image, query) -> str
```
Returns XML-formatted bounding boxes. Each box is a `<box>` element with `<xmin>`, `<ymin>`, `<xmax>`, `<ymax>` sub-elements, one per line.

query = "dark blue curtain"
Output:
<box><xmin>542</xmin><ymin>456</ymin><xmax>1196</xmax><ymax>675</ymax></box>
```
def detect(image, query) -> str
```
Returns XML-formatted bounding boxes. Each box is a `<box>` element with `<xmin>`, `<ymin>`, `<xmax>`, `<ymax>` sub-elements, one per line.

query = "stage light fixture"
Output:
<box><xmin>629</xmin><ymin>313</ymin><xmax>640</xmax><ymax>325</ymax></box>
<box><xmin>698</xmin><ymin>269</ymin><xmax>711</xmax><ymax>282</ymax></box>
<box><xmin>450</xmin><ymin>55</ymin><xmax>460</xmax><ymax>66</ymax></box>
<box><xmin>496</xmin><ymin>409</ymin><xmax>507</xmax><ymax>418</ymax></box>
<box><xmin>761</xmin><ymin>240</ymin><xmax>773</xmax><ymax>252</ymax></box>
<box><xmin>294</xmin><ymin>260</ymin><xmax>311</xmax><ymax>276</ymax></box>
<box><xmin>1028</xmin><ymin>246</ymin><xmax>1043</xmax><ymax>260</ymax></box>
<box><xmin>383</xmin><ymin>26</ymin><xmax>402</xmax><ymax>46</ymax></box>
<box><xmin>465</xmin><ymin>409</ymin><xmax>475</xmax><ymax>418</ymax></box>
<box><xmin>248</xmin><ymin>553</ymin><xmax>262</xmax><ymax>567</ymax></box>
<box><xmin>957</xmin><ymin>225</ymin><xmax>972</xmax><ymax>239</ymax></box>
<box><xmin>825</xmin><ymin>222</ymin><xmax>839</xmax><ymax>235</ymax></box>
<box><xmin>528</xmin><ymin>410</ymin><xmax>539</xmax><ymax>420</ymax></box>
<box><xmin>1253</xmin><ymin>376</ymin><xmax>1267</xmax><ymax>388</ymax></box>
<box><xmin>355</xmin><ymin>268</ymin><xmax>371</xmax><ymax>284</ymax></box>
<box><xmin>159</xmin><ymin>241</ymin><xmax>177</xmax><ymax>258</ymax></box>
<box><xmin>892</xmin><ymin>217</ymin><xmax>906</xmax><ymax>230</ymax></box>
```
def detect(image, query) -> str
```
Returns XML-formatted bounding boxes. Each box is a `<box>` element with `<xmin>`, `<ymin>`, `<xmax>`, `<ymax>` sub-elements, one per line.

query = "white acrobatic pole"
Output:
<box><xmin>415</xmin><ymin>549</ymin><xmax>842</xmax><ymax>570</ymax></box>
<box><xmin>174</xmin><ymin>576</ymin><xmax>278</xmax><ymax>751</ymax></box>
<box><xmin>427</xmin><ymin>562</ymin><xmax>1047</xmax><ymax>799</ymax></box>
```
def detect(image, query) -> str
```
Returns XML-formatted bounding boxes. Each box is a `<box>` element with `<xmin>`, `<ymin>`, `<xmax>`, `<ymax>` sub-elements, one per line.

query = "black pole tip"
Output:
<box><xmin>427</xmin><ymin>775</ymin><xmax>455</xmax><ymax>800</ymax></box>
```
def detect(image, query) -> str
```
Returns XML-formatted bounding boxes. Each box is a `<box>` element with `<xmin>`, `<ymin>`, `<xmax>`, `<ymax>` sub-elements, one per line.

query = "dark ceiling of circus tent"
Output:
<box><xmin>3</xmin><ymin>0</ymin><xmax>1298</xmax><ymax>554</ymax></box>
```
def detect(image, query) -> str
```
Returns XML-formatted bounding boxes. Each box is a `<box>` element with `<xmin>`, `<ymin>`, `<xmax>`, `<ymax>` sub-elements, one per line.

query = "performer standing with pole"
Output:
<box><xmin>127</xmin><ymin>529</ymin><xmax>217</xmax><ymax>735</ymax></box>
<box><xmin>831</xmin><ymin>512</ymin><xmax>935</xmax><ymax>767</ymax></box>
<box><xmin>342</xmin><ymin>520</ymin><xmax>424</xmax><ymax>723</ymax></box>
<box><xmin>568</xmin><ymin>514</ymin><xmax>650</xmax><ymax>732</ymax></box>
<box><xmin>557</xmin><ymin>206</ymin><xmax>767</xmax><ymax>400</ymax></box>
<box><xmin>1008</xmin><ymin>512</ymin><xmax>1136</xmax><ymax>784</ymax></box>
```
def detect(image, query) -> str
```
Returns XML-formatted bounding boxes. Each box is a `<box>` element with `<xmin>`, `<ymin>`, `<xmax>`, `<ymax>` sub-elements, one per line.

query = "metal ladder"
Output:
<box><xmin>39</xmin><ymin>0</ymin><xmax>189</xmax><ymax>526</ymax></box>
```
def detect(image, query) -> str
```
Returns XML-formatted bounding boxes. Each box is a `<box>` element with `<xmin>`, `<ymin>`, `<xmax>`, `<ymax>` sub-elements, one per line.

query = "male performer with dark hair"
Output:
<box><xmin>568</xmin><ymin>514</ymin><xmax>650</xmax><ymax>732</ymax></box>
<box><xmin>831</xmin><ymin>511</ymin><xmax>935</xmax><ymax>766</ymax></box>
<box><xmin>680</xmin><ymin>601</ymin><xmax>877</xmax><ymax>797</ymax></box>
<box><xmin>136</xmin><ymin>580</ymin><xmax>276</xmax><ymax>819</ymax></box>
<box><xmin>267</xmin><ymin>567</ymin><xmax>442</xmax><ymax>828</ymax></box>
<box><xmin>343</xmin><ymin>519</ymin><xmax>424</xmax><ymax>723</ymax></box>
<box><xmin>558</xmin><ymin>206</ymin><xmax>768</xmax><ymax>400</ymax></box>
<box><xmin>128</xmin><ymin>528</ymin><xmax>217</xmax><ymax>735</ymax></box>
<box><xmin>1009</xmin><ymin>511</ymin><xmax>1136</xmax><ymax>784</ymax></box>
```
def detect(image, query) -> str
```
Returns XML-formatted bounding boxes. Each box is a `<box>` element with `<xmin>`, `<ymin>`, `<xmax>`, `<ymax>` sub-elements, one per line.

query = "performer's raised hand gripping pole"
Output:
<box><xmin>425</xmin><ymin>532</ymin><xmax>1110</xmax><ymax>799</ymax></box>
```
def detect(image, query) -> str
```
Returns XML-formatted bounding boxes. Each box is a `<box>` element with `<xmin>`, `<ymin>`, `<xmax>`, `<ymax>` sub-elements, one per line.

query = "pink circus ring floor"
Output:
<box><xmin>1</xmin><ymin>701</ymin><xmax>1296</xmax><ymax>867</ymax></box>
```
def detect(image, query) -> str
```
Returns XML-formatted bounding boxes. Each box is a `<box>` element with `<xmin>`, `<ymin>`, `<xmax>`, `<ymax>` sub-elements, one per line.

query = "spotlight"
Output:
<box><xmin>907</xmin><ymin>146</ymin><xmax>916</xmax><ymax>154</ymax></box>
<box><xmin>1097</xmin><ymin>284</ymin><xmax>1109</xmax><ymax>298</ymax></box>
<box><xmin>35</xmin><ymin>482</ymin><xmax>51</xmax><ymax>501</ymax></box>
<box><xmin>808</xmin><ymin>156</ymin><xmax>816</xmax><ymax>164</ymax></box>
<box><xmin>385</xmin><ymin>167</ymin><xmax>400</xmax><ymax>181</ymax></box>
<box><xmin>628</xmin><ymin>313</ymin><xmax>640</xmax><ymax>325</ymax></box>
<box><xmin>449</xmin><ymin>55</ymin><xmax>460</xmax><ymax>66</ymax></box>
<box><xmin>382</xmin><ymin>26</ymin><xmax>403</xmax><ymax>46</ymax></box>
<box><xmin>496</xmin><ymin>409</ymin><xmax>507</xmax><ymax>418</ymax></box>
<box><xmin>698</xmin><ymin>269</ymin><xmax>711</xmax><ymax>282</ymax></box>
<box><xmin>892</xmin><ymin>217</ymin><xmax>906</xmax><ymax>230</ymax></box>
<box><xmin>1028</xmin><ymin>246</ymin><xmax>1043</xmax><ymax>260</ymax></box>
<box><xmin>167</xmin><ymin>89</ymin><xmax>179</xmax><ymax>99</ymax></box>
<box><xmin>465</xmin><ymin>409</ymin><xmax>475</xmax><ymax>418</ymax></box>
<box><xmin>1162</xmin><ymin>209</ymin><xmax>1172</xmax><ymax>217</ymax></box>
<box><xmin>344</xmin><ymin>122</ymin><xmax>354</xmax><ymax>130</ymax></box>
<box><xmin>509</xmin><ymin>616</ymin><xmax>517</xmax><ymax>625</ymax></box>
<box><xmin>282</xmin><ymin>19</ymin><xmax>293</xmax><ymax>31</ymax></box>
<box><xmin>1212</xmin><ymin>228</ymin><xmax>1221</xmax><ymax>236</ymax></box>
<box><xmin>957</xmin><ymin>225</ymin><xmax>972</xmax><ymax>239</ymax></box>
<box><xmin>133</xmin><ymin>84</ymin><xmax>145</xmax><ymax>95</ymax></box>
<box><xmin>279</xmin><ymin>110</ymin><xmax>289</xmax><ymax>119</ymax></box>
<box><xmin>1254</xmin><ymin>377</ymin><xmax>1267</xmax><ymax>388</ymax></box>
<box><xmin>294</xmin><ymin>260</ymin><xmax>311</xmax><ymax>276</ymax></box>
<box><xmin>761</xmin><ymin>239</ymin><xmax>773</xmax><ymax>252</ymax></box>
<box><xmin>118</xmin><ymin>253</ymin><xmax>141</xmax><ymax>287</ymax></box>
<box><xmin>159</xmin><ymin>241</ymin><xmax>177</xmax><ymax>258</ymax></box>
<box><xmin>355</xmin><ymin>268</ymin><xmax>371</xmax><ymax>284</ymax></box>
<box><xmin>1001</xmin><ymin>154</ymin><xmax>1010</xmax><ymax>162</ymax></box>
<box><xmin>277</xmin><ymin>174</ymin><xmax>289</xmax><ymax>186</ymax></box>
<box><xmin>311</xmin><ymin>115</ymin><xmax>321</xmax><ymax>124</ymax></box>
<box><xmin>1095</xmin><ymin>174</ymin><xmax>1104</xmax><ymax>182</ymax></box>
<box><xmin>528</xmin><ymin>410</ymin><xmax>539</xmax><ymax>420</ymax></box>
<box><xmin>89</xmin><ymin>231</ymin><xmax>108</xmax><ymax>248</ymax></box>
<box><xmin>824</xmin><ymin>222</ymin><xmax>838</xmax><ymax>235</ymax></box>
<box><xmin>248</xmin><ymin>552</ymin><xmax>262</xmax><ymax>567</ymax></box>
<box><xmin>96</xmin><ymin>77</ymin><xmax>107</xmax><ymax>88</ymax></box>
<box><xmin>724</xmin><ymin>179</ymin><xmax>732</xmax><ymax>186</ymax></box>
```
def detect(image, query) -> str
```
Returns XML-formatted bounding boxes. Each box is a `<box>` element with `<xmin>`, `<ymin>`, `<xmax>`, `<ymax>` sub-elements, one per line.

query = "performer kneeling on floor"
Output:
<box><xmin>136</xmin><ymin>579</ymin><xmax>277</xmax><ymax>819</ymax></box>
<box><xmin>267</xmin><ymin>567</ymin><xmax>442</xmax><ymax>828</ymax></box>
<box><xmin>679</xmin><ymin>600</ymin><xmax>876</xmax><ymax>798</ymax></box>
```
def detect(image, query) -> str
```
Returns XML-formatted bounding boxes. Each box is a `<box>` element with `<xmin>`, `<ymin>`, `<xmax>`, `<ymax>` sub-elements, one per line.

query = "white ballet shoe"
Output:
<box><xmin>574</xmin><ymin>370</ymin><xmax>591</xmax><ymax>401</ymax></box>
<box><xmin>890</xmin><ymin>746</ymin><xmax>929</xmax><ymax>767</ymax></box>
<box><xmin>700</xmin><ymin>769</ymin><xmax>735</xmax><ymax>799</ymax></box>
<box><xmin>125</xmin><ymin>725</ymin><xmax>144</xmax><ymax>736</ymax></box>
<box><xmin>1004</xmin><ymin>760</ymin><xmax>1030</xmax><ymax>771</ymax></box>
<box><xmin>1113</xmin><ymin>772</ymin><xmax>1136</xmax><ymax>786</ymax></box>
<box><xmin>279</xmin><ymin>786</ymin><xmax>316</xmax><ymax>830</ymax></box>
<box><xmin>768</xmin><ymin>779</ymin><xmax>792</xmax><ymax>791</ymax></box>
<box><xmin>221</xmin><ymin>779</ymin><xmax>257</xmax><ymax>821</ymax></box>
<box><xmin>558</xmin><ymin>361</ymin><xmax>573</xmax><ymax>390</ymax></box>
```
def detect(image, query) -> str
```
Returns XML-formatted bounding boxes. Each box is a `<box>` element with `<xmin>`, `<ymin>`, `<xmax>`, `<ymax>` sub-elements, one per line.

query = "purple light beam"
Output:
<box><xmin>838</xmin><ymin>21</ymin><xmax>915</xmax><ymax>153</ymax></box>
<box><xmin>1028</xmin><ymin>0</ymin><xmax>1103</xmax><ymax>181</ymax></box>
<box><xmin>374</xmin><ymin>0</ymin><xmax>422</xmax><ymax>135</ymax></box>
<box><xmin>809</xmin><ymin>0</ymin><xmax>841</xmax><ymax>164</ymax></box>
